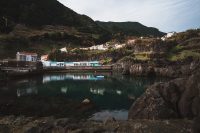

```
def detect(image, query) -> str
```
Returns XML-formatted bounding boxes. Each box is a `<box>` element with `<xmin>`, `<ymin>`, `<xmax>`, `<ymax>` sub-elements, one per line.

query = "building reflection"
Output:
<box><xmin>43</xmin><ymin>74</ymin><xmax>104</xmax><ymax>83</ymax></box>
<box><xmin>17</xmin><ymin>87</ymin><xmax>38</xmax><ymax>97</ymax></box>
<box><xmin>61</xmin><ymin>87</ymin><xmax>68</xmax><ymax>94</ymax></box>
<box><xmin>116</xmin><ymin>90</ymin><xmax>122</xmax><ymax>95</ymax></box>
<box><xmin>90</xmin><ymin>88</ymin><xmax>105</xmax><ymax>95</ymax></box>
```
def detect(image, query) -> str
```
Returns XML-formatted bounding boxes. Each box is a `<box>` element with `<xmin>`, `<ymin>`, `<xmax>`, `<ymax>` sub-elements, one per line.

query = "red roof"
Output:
<box><xmin>17</xmin><ymin>52</ymin><xmax>37</xmax><ymax>56</ymax></box>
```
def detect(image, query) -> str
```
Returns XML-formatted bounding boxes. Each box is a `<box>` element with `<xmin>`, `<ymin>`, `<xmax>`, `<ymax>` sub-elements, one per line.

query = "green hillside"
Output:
<box><xmin>0</xmin><ymin>0</ymin><xmax>166</xmax><ymax>59</ymax></box>
<box><xmin>96</xmin><ymin>21</ymin><xmax>165</xmax><ymax>37</ymax></box>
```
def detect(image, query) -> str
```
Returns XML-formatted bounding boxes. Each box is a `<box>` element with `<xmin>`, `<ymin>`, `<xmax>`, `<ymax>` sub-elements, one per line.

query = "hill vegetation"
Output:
<box><xmin>47</xmin><ymin>29</ymin><xmax>200</xmax><ymax>64</ymax></box>
<box><xmin>96</xmin><ymin>21</ymin><xmax>165</xmax><ymax>37</ymax></box>
<box><xmin>0</xmin><ymin>0</ymin><xmax>165</xmax><ymax>59</ymax></box>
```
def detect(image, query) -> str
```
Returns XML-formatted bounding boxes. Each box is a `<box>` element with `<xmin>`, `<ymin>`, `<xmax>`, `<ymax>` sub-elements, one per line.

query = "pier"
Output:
<box><xmin>43</xmin><ymin>65</ymin><xmax>113</xmax><ymax>73</ymax></box>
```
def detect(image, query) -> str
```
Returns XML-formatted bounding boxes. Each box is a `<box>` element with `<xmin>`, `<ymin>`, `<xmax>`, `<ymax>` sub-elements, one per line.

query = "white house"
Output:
<box><xmin>60</xmin><ymin>47</ymin><xmax>68</xmax><ymax>53</ymax></box>
<box><xmin>161</xmin><ymin>32</ymin><xmax>176</xmax><ymax>41</ymax></box>
<box><xmin>16</xmin><ymin>52</ymin><xmax>38</xmax><ymax>62</ymax></box>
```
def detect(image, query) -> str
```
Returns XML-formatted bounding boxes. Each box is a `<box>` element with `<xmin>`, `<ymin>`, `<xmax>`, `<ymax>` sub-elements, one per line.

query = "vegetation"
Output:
<box><xmin>167</xmin><ymin>30</ymin><xmax>200</xmax><ymax>61</ymax></box>
<box><xmin>0</xmin><ymin>0</ymin><xmax>169</xmax><ymax>59</ymax></box>
<box><xmin>0</xmin><ymin>0</ymin><xmax>111</xmax><ymax>59</ymax></box>
<box><xmin>96</xmin><ymin>21</ymin><xmax>165</xmax><ymax>37</ymax></box>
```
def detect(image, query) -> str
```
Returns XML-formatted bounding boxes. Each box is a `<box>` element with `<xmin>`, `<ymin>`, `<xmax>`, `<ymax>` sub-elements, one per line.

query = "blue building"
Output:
<box><xmin>42</xmin><ymin>61</ymin><xmax>101</xmax><ymax>68</ymax></box>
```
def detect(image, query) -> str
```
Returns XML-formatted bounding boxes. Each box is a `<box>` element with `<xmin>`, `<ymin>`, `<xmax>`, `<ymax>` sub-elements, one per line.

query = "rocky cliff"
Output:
<box><xmin>113</xmin><ymin>30</ymin><xmax>200</xmax><ymax>78</ymax></box>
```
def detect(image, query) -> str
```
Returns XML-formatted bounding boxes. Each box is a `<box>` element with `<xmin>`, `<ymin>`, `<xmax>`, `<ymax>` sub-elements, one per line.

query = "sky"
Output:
<box><xmin>58</xmin><ymin>0</ymin><xmax>200</xmax><ymax>32</ymax></box>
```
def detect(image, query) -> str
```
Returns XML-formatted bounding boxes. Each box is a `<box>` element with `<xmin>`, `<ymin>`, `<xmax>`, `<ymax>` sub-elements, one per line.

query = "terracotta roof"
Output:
<box><xmin>17</xmin><ymin>52</ymin><xmax>37</xmax><ymax>56</ymax></box>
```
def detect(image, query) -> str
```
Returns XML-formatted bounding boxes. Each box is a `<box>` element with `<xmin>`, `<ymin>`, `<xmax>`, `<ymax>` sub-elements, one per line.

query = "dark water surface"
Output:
<box><xmin>0</xmin><ymin>73</ymin><xmax>168</xmax><ymax>121</ymax></box>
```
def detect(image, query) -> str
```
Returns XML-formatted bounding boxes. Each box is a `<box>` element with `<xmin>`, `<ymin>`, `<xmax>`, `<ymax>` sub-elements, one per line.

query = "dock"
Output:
<box><xmin>43</xmin><ymin>65</ymin><xmax>113</xmax><ymax>72</ymax></box>
<box><xmin>0</xmin><ymin>65</ymin><xmax>113</xmax><ymax>78</ymax></box>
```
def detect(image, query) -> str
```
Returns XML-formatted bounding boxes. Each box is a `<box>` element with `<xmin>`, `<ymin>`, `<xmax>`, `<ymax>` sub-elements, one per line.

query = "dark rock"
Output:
<box><xmin>192</xmin><ymin>117</ymin><xmax>200</xmax><ymax>133</ymax></box>
<box><xmin>54</xmin><ymin>118</ymin><xmax>69</xmax><ymax>127</ymax></box>
<box><xmin>104</xmin><ymin>117</ymin><xmax>116</xmax><ymax>125</ymax></box>
<box><xmin>129</xmin><ymin>68</ymin><xmax>200</xmax><ymax>120</ymax></box>
<box><xmin>114</xmin><ymin>58</ymin><xmax>200</xmax><ymax>78</ymax></box>
<box><xmin>128</xmin><ymin>83</ymin><xmax>179</xmax><ymax>120</ymax></box>
<box><xmin>0</xmin><ymin>116</ymin><xmax>194</xmax><ymax>133</ymax></box>
<box><xmin>82</xmin><ymin>99</ymin><xmax>91</xmax><ymax>104</ymax></box>
<box><xmin>0</xmin><ymin>124</ymin><xmax>10</xmax><ymax>133</ymax></box>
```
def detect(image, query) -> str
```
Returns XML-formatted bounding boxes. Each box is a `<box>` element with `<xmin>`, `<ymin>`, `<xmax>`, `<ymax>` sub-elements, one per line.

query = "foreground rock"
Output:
<box><xmin>0</xmin><ymin>116</ymin><xmax>193</xmax><ymax>133</ymax></box>
<box><xmin>129</xmin><ymin>68</ymin><xmax>200</xmax><ymax>120</ymax></box>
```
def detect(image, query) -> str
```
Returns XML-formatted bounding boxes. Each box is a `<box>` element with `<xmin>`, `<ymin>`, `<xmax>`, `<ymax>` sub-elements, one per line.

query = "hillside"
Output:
<box><xmin>0</xmin><ymin>0</ymin><xmax>107</xmax><ymax>34</ymax></box>
<box><xmin>0</xmin><ymin>0</ymin><xmax>166</xmax><ymax>59</ymax></box>
<box><xmin>96</xmin><ymin>21</ymin><xmax>165</xmax><ymax>37</ymax></box>
<box><xmin>0</xmin><ymin>0</ymin><xmax>111</xmax><ymax>59</ymax></box>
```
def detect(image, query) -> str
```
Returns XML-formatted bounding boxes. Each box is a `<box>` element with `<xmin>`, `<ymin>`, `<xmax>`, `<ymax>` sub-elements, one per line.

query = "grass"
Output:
<box><xmin>167</xmin><ymin>42</ymin><xmax>200</xmax><ymax>61</ymax></box>
<box><xmin>101</xmin><ymin>58</ymin><xmax>112</xmax><ymax>64</ymax></box>
<box><xmin>169</xmin><ymin>50</ymin><xmax>200</xmax><ymax>61</ymax></box>
<box><xmin>120</xmin><ymin>52</ymin><xmax>150</xmax><ymax>62</ymax></box>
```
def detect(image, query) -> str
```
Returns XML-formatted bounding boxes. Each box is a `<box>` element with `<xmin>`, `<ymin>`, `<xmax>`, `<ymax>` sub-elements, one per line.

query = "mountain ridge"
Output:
<box><xmin>96</xmin><ymin>21</ymin><xmax>165</xmax><ymax>37</ymax></box>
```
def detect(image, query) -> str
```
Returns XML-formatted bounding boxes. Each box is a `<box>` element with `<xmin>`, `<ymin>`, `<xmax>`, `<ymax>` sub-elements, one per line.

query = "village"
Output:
<box><xmin>0</xmin><ymin>32</ymin><xmax>176</xmax><ymax>78</ymax></box>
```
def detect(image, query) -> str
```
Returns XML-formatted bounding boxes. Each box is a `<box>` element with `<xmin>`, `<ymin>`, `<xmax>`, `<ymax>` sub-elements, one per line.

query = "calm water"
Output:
<box><xmin>0</xmin><ymin>73</ymin><xmax>167</xmax><ymax>121</ymax></box>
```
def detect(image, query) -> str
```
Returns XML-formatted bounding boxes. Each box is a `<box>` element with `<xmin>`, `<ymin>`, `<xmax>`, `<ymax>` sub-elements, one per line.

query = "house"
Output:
<box><xmin>161</xmin><ymin>32</ymin><xmax>176</xmax><ymax>41</ymax></box>
<box><xmin>80</xmin><ymin>44</ymin><xmax>108</xmax><ymax>51</ymax></box>
<box><xmin>60</xmin><ymin>47</ymin><xmax>68</xmax><ymax>53</ymax></box>
<box><xmin>16</xmin><ymin>52</ymin><xmax>38</xmax><ymax>62</ymax></box>
<box><xmin>41</xmin><ymin>55</ymin><xmax>49</xmax><ymax>61</ymax></box>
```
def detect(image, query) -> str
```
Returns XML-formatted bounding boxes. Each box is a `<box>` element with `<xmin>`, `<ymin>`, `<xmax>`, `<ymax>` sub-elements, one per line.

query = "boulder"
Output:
<box><xmin>82</xmin><ymin>99</ymin><xmax>91</xmax><ymax>104</ymax></box>
<box><xmin>129</xmin><ymin>68</ymin><xmax>200</xmax><ymax>120</ymax></box>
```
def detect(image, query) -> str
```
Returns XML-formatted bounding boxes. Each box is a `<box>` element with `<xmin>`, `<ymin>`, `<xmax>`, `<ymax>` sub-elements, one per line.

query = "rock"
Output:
<box><xmin>0</xmin><ymin>116</ymin><xmax>194</xmax><ymax>133</ymax></box>
<box><xmin>82</xmin><ymin>99</ymin><xmax>91</xmax><ymax>104</ymax></box>
<box><xmin>114</xmin><ymin>58</ymin><xmax>200</xmax><ymax>78</ymax></box>
<box><xmin>104</xmin><ymin>117</ymin><xmax>116</xmax><ymax>125</ymax></box>
<box><xmin>192</xmin><ymin>117</ymin><xmax>200</xmax><ymax>133</ymax></box>
<box><xmin>128</xmin><ymin>83</ymin><xmax>179</xmax><ymax>120</ymax></box>
<box><xmin>54</xmin><ymin>118</ymin><xmax>69</xmax><ymax>127</ymax></box>
<box><xmin>129</xmin><ymin>68</ymin><xmax>200</xmax><ymax>120</ymax></box>
<box><xmin>0</xmin><ymin>124</ymin><xmax>10</xmax><ymax>133</ymax></box>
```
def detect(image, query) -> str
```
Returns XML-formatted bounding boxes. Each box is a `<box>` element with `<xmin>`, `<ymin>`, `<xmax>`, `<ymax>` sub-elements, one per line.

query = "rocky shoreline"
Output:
<box><xmin>0</xmin><ymin>116</ymin><xmax>193</xmax><ymax>133</ymax></box>
<box><xmin>113</xmin><ymin>58</ymin><xmax>200</xmax><ymax>78</ymax></box>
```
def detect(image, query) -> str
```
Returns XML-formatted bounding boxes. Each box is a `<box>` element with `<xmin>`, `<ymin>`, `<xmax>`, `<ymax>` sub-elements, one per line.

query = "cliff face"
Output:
<box><xmin>113</xmin><ymin>30</ymin><xmax>200</xmax><ymax>77</ymax></box>
<box><xmin>113</xmin><ymin>59</ymin><xmax>199</xmax><ymax>77</ymax></box>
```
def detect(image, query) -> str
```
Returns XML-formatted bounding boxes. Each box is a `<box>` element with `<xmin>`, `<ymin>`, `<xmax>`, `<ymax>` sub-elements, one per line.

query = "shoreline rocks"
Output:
<box><xmin>113</xmin><ymin>59</ymin><xmax>200</xmax><ymax>78</ymax></box>
<box><xmin>128</xmin><ymin>68</ymin><xmax>200</xmax><ymax>120</ymax></box>
<box><xmin>0</xmin><ymin>116</ymin><xmax>193</xmax><ymax>133</ymax></box>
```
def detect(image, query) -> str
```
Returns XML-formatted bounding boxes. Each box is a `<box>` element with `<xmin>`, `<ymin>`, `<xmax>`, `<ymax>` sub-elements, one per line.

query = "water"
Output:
<box><xmin>0</xmin><ymin>73</ymin><xmax>168</xmax><ymax>121</ymax></box>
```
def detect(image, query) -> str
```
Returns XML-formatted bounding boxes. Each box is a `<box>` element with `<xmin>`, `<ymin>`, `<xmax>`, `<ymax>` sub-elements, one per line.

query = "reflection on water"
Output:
<box><xmin>43</xmin><ymin>74</ymin><xmax>104</xmax><ymax>83</ymax></box>
<box><xmin>61</xmin><ymin>87</ymin><xmax>68</xmax><ymax>94</ymax></box>
<box><xmin>17</xmin><ymin>87</ymin><xmax>38</xmax><ymax>97</ymax></box>
<box><xmin>90</xmin><ymin>88</ymin><xmax>105</xmax><ymax>95</ymax></box>
<box><xmin>90</xmin><ymin>110</ymin><xmax>128</xmax><ymax>121</ymax></box>
<box><xmin>0</xmin><ymin>73</ymin><xmax>169</xmax><ymax>120</ymax></box>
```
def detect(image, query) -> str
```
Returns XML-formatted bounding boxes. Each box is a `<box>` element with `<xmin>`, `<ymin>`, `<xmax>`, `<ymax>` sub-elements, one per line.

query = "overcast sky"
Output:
<box><xmin>58</xmin><ymin>0</ymin><xmax>200</xmax><ymax>32</ymax></box>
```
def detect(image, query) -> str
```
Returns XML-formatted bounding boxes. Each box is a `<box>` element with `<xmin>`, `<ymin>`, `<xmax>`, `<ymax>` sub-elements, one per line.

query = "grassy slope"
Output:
<box><xmin>167</xmin><ymin>30</ymin><xmax>200</xmax><ymax>61</ymax></box>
